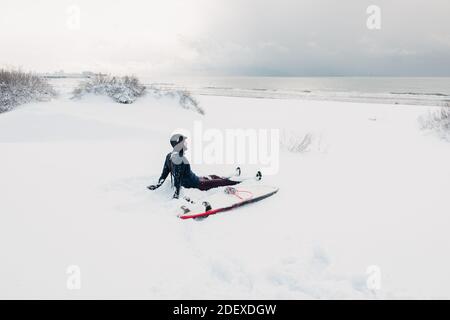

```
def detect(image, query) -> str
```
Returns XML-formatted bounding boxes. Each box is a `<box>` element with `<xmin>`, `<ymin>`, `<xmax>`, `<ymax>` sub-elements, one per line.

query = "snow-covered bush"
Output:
<box><xmin>280</xmin><ymin>131</ymin><xmax>313</xmax><ymax>153</ymax></box>
<box><xmin>72</xmin><ymin>75</ymin><xmax>204</xmax><ymax>114</ymax></box>
<box><xmin>148</xmin><ymin>86</ymin><xmax>205</xmax><ymax>115</ymax></box>
<box><xmin>72</xmin><ymin>74</ymin><xmax>146</xmax><ymax>104</ymax></box>
<box><xmin>419</xmin><ymin>104</ymin><xmax>450</xmax><ymax>140</ymax></box>
<box><xmin>280</xmin><ymin>130</ymin><xmax>328</xmax><ymax>153</ymax></box>
<box><xmin>0</xmin><ymin>69</ymin><xmax>56</xmax><ymax>113</ymax></box>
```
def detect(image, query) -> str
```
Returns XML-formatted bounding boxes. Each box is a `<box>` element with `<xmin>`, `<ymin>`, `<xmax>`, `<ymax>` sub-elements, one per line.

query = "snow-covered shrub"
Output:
<box><xmin>168</xmin><ymin>89</ymin><xmax>204</xmax><ymax>115</ymax></box>
<box><xmin>72</xmin><ymin>74</ymin><xmax>146</xmax><ymax>104</ymax></box>
<box><xmin>280</xmin><ymin>131</ymin><xmax>313</xmax><ymax>153</ymax></box>
<box><xmin>147</xmin><ymin>86</ymin><xmax>205</xmax><ymax>115</ymax></box>
<box><xmin>280</xmin><ymin>130</ymin><xmax>328</xmax><ymax>153</ymax></box>
<box><xmin>0</xmin><ymin>69</ymin><xmax>56</xmax><ymax>113</ymax></box>
<box><xmin>419</xmin><ymin>104</ymin><xmax>450</xmax><ymax>140</ymax></box>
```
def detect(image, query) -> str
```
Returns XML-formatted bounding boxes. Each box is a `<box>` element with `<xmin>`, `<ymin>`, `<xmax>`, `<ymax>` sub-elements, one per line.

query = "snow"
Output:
<box><xmin>0</xmin><ymin>87</ymin><xmax>449</xmax><ymax>299</ymax></box>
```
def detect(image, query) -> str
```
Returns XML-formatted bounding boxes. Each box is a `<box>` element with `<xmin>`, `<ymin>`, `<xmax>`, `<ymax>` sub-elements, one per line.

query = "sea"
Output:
<box><xmin>143</xmin><ymin>76</ymin><xmax>450</xmax><ymax>107</ymax></box>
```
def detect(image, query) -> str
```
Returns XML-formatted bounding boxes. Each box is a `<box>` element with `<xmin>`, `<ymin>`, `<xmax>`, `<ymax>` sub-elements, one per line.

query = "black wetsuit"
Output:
<box><xmin>158</xmin><ymin>152</ymin><xmax>200</xmax><ymax>195</ymax></box>
<box><xmin>158</xmin><ymin>151</ymin><xmax>240</xmax><ymax>197</ymax></box>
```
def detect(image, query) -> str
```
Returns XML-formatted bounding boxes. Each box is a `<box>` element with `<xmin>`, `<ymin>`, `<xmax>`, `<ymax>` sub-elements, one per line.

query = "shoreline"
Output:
<box><xmin>43</xmin><ymin>76</ymin><xmax>450</xmax><ymax>108</ymax></box>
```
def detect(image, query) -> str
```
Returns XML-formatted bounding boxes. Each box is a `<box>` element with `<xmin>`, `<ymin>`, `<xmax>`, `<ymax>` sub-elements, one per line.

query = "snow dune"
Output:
<box><xmin>0</xmin><ymin>91</ymin><xmax>449</xmax><ymax>299</ymax></box>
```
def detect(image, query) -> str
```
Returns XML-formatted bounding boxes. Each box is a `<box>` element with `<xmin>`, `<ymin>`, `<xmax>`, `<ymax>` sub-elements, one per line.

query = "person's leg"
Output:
<box><xmin>198</xmin><ymin>176</ymin><xmax>240</xmax><ymax>191</ymax></box>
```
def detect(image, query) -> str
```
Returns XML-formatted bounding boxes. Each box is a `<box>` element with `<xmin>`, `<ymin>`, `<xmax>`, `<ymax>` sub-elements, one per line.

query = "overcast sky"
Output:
<box><xmin>1</xmin><ymin>0</ymin><xmax>450</xmax><ymax>76</ymax></box>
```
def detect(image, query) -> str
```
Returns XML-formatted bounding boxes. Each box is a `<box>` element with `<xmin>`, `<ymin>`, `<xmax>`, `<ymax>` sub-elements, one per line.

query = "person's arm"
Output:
<box><xmin>172</xmin><ymin>163</ymin><xmax>183</xmax><ymax>199</ymax></box>
<box><xmin>158</xmin><ymin>154</ymin><xmax>171</xmax><ymax>182</ymax></box>
<box><xmin>147</xmin><ymin>155</ymin><xmax>170</xmax><ymax>190</ymax></box>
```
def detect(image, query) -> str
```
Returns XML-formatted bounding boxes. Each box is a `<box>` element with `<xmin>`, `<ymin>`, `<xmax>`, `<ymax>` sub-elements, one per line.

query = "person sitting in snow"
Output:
<box><xmin>147</xmin><ymin>133</ymin><xmax>241</xmax><ymax>199</ymax></box>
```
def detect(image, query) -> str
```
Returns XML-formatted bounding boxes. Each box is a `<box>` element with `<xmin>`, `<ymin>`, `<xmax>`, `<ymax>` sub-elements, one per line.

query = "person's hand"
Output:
<box><xmin>147</xmin><ymin>179</ymin><xmax>163</xmax><ymax>191</ymax></box>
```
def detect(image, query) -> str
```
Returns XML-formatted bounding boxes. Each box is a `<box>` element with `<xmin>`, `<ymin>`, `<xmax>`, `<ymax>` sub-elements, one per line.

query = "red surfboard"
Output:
<box><xmin>179</xmin><ymin>185</ymin><xmax>279</xmax><ymax>220</ymax></box>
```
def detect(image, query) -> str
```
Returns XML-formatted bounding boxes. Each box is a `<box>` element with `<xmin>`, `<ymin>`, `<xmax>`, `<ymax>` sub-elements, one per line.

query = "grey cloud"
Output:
<box><xmin>1</xmin><ymin>0</ymin><xmax>449</xmax><ymax>76</ymax></box>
